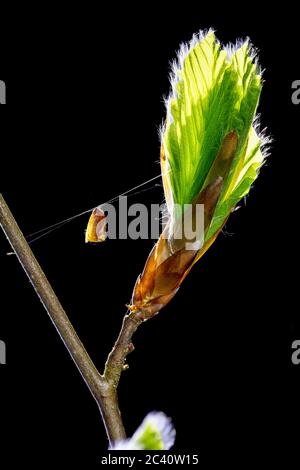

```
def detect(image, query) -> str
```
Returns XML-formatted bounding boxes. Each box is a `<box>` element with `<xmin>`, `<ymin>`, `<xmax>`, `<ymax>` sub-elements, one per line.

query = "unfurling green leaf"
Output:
<box><xmin>130</xmin><ymin>30</ymin><xmax>269</xmax><ymax>316</ymax></box>
<box><xmin>110</xmin><ymin>412</ymin><xmax>176</xmax><ymax>450</ymax></box>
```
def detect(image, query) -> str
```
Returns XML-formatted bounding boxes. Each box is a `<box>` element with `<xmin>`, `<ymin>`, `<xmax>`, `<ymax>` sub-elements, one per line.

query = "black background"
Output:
<box><xmin>0</xmin><ymin>5</ymin><xmax>299</xmax><ymax>467</ymax></box>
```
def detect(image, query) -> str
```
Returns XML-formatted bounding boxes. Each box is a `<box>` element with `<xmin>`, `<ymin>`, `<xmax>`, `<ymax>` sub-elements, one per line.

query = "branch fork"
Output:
<box><xmin>0</xmin><ymin>193</ymin><xmax>148</xmax><ymax>446</ymax></box>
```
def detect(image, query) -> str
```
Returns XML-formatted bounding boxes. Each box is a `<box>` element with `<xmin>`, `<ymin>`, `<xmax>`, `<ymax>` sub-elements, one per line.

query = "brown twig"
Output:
<box><xmin>0</xmin><ymin>193</ymin><xmax>133</xmax><ymax>445</ymax></box>
<box><xmin>104</xmin><ymin>313</ymin><xmax>144</xmax><ymax>387</ymax></box>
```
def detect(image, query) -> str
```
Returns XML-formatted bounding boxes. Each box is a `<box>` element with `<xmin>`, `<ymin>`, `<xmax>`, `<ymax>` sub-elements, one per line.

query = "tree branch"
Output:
<box><xmin>104</xmin><ymin>313</ymin><xmax>144</xmax><ymax>387</ymax></box>
<box><xmin>0</xmin><ymin>193</ymin><xmax>127</xmax><ymax>445</ymax></box>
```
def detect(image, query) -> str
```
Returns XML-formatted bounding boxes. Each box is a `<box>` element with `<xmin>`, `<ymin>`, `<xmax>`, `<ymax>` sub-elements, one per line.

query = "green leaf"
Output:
<box><xmin>135</xmin><ymin>421</ymin><xmax>166</xmax><ymax>450</ymax></box>
<box><xmin>206</xmin><ymin>126</ymin><xmax>265</xmax><ymax>240</ymax></box>
<box><xmin>109</xmin><ymin>412</ymin><xmax>176</xmax><ymax>450</ymax></box>
<box><xmin>161</xmin><ymin>30</ymin><xmax>264</xmax><ymax>231</ymax></box>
